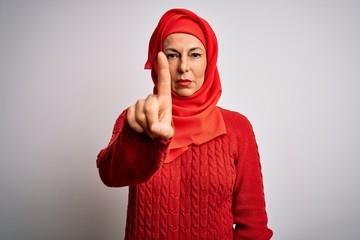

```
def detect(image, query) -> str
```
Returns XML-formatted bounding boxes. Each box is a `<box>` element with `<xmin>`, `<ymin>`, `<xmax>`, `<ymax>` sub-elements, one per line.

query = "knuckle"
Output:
<box><xmin>127</xmin><ymin>114</ymin><xmax>144</xmax><ymax>132</ymax></box>
<box><xmin>135</xmin><ymin>112</ymin><xmax>146</xmax><ymax>123</ymax></box>
<box><xmin>127</xmin><ymin>106</ymin><xmax>135</xmax><ymax>120</ymax></box>
<box><xmin>144</xmin><ymin>104</ymin><xmax>156</xmax><ymax>114</ymax></box>
<box><xmin>135</xmin><ymin>99</ymin><xmax>144</xmax><ymax>107</ymax></box>
<box><xmin>144</xmin><ymin>96</ymin><xmax>158</xmax><ymax>114</ymax></box>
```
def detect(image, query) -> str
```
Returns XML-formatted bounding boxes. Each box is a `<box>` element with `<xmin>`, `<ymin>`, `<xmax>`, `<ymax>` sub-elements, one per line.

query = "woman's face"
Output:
<box><xmin>163</xmin><ymin>33</ymin><xmax>207</xmax><ymax>97</ymax></box>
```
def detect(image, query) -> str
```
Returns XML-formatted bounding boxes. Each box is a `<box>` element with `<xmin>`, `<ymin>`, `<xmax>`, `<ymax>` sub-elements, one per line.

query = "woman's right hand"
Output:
<box><xmin>127</xmin><ymin>52</ymin><xmax>174</xmax><ymax>140</ymax></box>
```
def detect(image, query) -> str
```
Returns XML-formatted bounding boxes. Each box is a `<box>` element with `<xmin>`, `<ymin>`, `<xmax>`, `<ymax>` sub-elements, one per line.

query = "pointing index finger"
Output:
<box><xmin>157</xmin><ymin>52</ymin><xmax>171</xmax><ymax>97</ymax></box>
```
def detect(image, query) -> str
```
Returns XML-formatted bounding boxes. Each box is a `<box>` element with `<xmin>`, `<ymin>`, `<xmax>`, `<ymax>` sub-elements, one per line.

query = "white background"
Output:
<box><xmin>1</xmin><ymin>0</ymin><xmax>359</xmax><ymax>239</ymax></box>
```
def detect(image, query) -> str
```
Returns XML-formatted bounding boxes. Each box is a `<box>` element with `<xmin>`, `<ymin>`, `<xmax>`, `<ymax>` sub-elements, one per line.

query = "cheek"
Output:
<box><xmin>197</xmin><ymin>76</ymin><xmax>205</xmax><ymax>89</ymax></box>
<box><xmin>195</xmin><ymin>64</ymin><xmax>207</xmax><ymax>85</ymax></box>
<box><xmin>168</xmin><ymin>61</ymin><xmax>177</xmax><ymax>75</ymax></box>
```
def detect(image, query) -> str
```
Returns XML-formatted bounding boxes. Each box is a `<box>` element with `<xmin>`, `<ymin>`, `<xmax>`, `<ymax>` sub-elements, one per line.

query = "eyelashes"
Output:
<box><xmin>165</xmin><ymin>52</ymin><xmax>202</xmax><ymax>60</ymax></box>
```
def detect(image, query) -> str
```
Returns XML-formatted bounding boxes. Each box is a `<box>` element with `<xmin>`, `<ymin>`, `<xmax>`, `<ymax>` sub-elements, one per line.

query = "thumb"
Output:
<box><xmin>151</xmin><ymin>122</ymin><xmax>174</xmax><ymax>140</ymax></box>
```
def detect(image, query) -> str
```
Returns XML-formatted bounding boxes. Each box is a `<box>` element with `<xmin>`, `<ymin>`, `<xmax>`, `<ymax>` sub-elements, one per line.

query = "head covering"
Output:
<box><xmin>145</xmin><ymin>8</ymin><xmax>226</xmax><ymax>162</ymax></box>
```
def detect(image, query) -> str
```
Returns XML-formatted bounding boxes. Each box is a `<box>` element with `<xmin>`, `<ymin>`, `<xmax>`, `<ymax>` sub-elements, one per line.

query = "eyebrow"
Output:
<box><xmin>164</xmin><ymin>47</ymin><xmax>204</xmax><ymax>53</ymax></box>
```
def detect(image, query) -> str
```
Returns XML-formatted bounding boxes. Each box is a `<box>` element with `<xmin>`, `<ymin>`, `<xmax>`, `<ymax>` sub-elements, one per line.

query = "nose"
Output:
<box><xmin>178</xmin><ymin>56</ymin><xmax>190</xmax><ymax>73</ymax></box>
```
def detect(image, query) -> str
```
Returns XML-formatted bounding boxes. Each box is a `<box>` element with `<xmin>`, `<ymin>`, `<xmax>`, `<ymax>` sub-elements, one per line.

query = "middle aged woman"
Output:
<box><xmin>97</xmin><ymin>8</ymin><xmax>273</xmax><ymax>239</ymax></box>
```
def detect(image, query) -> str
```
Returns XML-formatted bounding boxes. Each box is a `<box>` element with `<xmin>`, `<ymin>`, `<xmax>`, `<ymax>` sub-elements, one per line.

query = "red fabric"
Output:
<box><xmin>97</xmin><ymin>108</ymin><xmax>273</xmax><ymax>239</ymax></box>
<box><xmin>144</xmin><ymin>8</ymin><xmax>227</xmax><ymax>162</ymax></box>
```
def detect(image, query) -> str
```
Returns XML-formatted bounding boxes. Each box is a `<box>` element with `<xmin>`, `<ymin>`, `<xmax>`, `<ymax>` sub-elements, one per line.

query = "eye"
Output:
<box><xmin>191</xmin><ymin>53</ymin><xmax>201</xmax><ymax>58</ymax></box>
<box><xmin>166</xmin><ymin>53</ymin><xmax>179</xmax><ymax>59</ymax></box>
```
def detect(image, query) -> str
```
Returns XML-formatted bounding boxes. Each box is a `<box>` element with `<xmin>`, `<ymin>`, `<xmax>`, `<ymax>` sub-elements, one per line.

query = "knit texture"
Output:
<box><xmin>97</xmin><ymin>108</ymin><xmax>273</xmax><ymax>239</ymax></box>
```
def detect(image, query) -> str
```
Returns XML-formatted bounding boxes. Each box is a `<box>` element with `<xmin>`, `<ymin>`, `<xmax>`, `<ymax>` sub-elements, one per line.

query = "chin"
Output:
<box><xmin>174</xmin><ymin>89</ymin><xmax>195</xmax><ymax>97</ymax></box>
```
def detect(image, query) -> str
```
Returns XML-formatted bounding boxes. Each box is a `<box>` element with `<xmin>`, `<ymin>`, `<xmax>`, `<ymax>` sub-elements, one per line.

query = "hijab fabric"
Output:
<box><xmin>145</xmin><ymin>8</ymin><xmax>227</xmax><ymax>162</ymax></box>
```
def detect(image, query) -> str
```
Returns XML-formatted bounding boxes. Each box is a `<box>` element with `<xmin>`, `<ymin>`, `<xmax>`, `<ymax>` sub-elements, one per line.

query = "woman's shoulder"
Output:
<box><xmin>217</xmin><ymin>107</ymin><xmax>258</xmax><ymax>154</ymax></box>
<box><xmin>218</xmin><ymin>107</ymin><xmax>252</xmax><ymax>127</ymax></box>
<box><xmin>217</xmin><ymin>106</ymin><xmax>256</xmax><ymax>141</ymax></box>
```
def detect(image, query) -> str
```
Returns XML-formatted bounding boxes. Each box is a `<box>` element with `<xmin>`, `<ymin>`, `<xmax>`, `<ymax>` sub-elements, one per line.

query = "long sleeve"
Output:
<box><xmin>231</xmin><ymin>114</ymin><xmax>273</xmax><ymax>239</ymax></box>
<box><xmin>96</xmin><ymin>109</ymin><xmax>171</xmax><ymax>187</ymax></box>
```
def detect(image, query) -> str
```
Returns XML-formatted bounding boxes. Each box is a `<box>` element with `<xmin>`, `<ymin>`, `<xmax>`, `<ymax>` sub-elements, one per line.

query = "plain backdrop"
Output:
<box><xmin>1</xmin><ymin>0</ymin><xmax>359</xmax><ymax>239</ymax></box>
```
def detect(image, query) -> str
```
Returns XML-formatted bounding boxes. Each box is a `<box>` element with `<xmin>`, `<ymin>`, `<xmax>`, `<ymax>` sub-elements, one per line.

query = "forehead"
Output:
<box><xmin>163</xmin><ymin>33</ymin><xmax>205</xmax><ymax>49</ymax></box>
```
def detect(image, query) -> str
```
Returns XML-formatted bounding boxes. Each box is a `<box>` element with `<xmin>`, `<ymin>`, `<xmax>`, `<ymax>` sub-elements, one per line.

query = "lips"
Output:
<box><xmin>176</xmin><ymin>79</ymin><xmax>192</xmax><ymax>86</ymax></box>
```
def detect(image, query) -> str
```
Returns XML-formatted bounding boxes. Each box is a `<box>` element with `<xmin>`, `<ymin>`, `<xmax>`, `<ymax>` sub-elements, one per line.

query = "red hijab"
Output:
<box><xmin>145</xmin><ymin>8</ymin><xmax>226</xmax><ymax>162</ymax></box>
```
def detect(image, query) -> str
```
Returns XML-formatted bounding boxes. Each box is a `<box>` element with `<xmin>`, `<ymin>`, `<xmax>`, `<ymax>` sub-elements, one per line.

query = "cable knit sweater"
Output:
<box><xmin>97</xmin><ymin>107</ymin><xmax>273</xmax><ymax>239</ymax></box>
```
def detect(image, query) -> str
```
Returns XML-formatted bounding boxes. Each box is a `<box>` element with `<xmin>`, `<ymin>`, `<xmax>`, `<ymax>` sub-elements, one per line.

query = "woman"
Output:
<box><xmin>97</xmin><ymin>8</ymin><xmax>273</xmax><ymax>239</ymax></box>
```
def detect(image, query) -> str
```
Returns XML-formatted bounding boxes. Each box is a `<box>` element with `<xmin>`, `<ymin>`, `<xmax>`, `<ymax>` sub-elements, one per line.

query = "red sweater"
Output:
<box><xmin>97</xmin><ymin>107</ymin><xmax>273</xmax><ymax>239</ymax></box>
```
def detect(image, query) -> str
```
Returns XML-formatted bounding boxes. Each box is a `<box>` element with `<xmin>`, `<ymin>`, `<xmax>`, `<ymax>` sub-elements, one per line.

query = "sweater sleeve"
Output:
<box><xmin>232</xmin><ymin>115</ymin><xmax>273</xmax><ymax>239</ymax></box>
<box><xmin>96</xmin><ymin>109</ymin><xmax>171</xmax><ymax>187</ymax></box>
